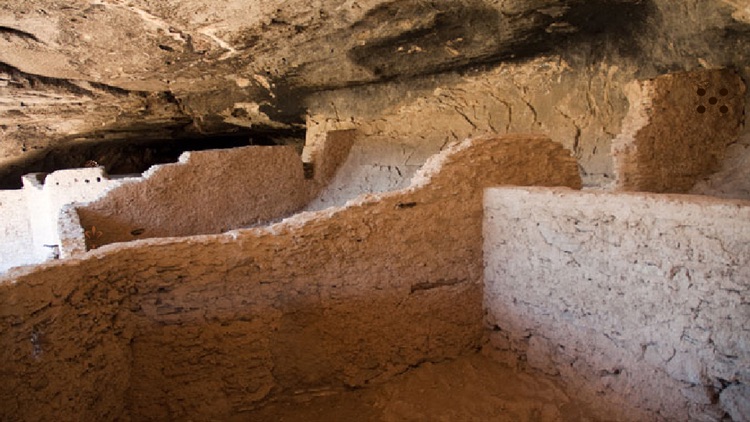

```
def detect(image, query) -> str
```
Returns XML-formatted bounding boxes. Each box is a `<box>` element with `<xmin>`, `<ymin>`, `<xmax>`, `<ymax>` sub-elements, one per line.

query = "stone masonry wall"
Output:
<box><xmin>483</xmin><ymin>187</ymin><xmax>750</xmax><ymax>421</ymax></box>
<box><xmin>0</xmin><ymin>135</ymin><xmax>580</xmax><ymax>421</ymax></box>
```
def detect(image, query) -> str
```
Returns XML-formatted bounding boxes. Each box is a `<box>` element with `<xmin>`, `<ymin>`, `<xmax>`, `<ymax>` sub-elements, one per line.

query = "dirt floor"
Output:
<box><xmin>245</xmin><ymin>352</ymin><xmax>598</xmax><ymax>422</ymax></box>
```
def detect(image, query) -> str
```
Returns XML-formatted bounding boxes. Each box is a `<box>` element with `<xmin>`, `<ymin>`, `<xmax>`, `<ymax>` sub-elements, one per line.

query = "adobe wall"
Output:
<box><xmin>0</xmin><ymin>189</ymin><xmax>34</xmax><ymax>273</ymax></box>
<box><xmin>0</xmin><ymin>168</ymin><xmax>131</xmax><ymax>273</ymax></box>
<box><xmin>0</xmin><ymin>134</ymin><xmax>580</xmax><ymax>421</ymax></box>
<box><xmin>76</xmin><ymin>132</ymin><xmax>355</xmax><ymax>250</ymax></box>
<box><xmin>0</xmin><ymin>261</ymin><xmax>133</xmax><ymax>420</ymax></box>
<box><xmin>35</xmin><ymin>168</ymin><xmax>133</xmax><ymax>253</ymax></box>
<box><xmin>302</xmin><ymin>119</ymin><xmax>424</xmax><ymax>211</ymax></box>
<box><xmin>612</xmin><ymin>69</ymin><xmax>746</xmax><ymax>193</ymax></box>
<box><xmin>0</xmin><ymin>131</ymin><xmax>354</xmax><ymax>272</ymax></box>
<box><xmin>77</xmin><ymin>146</ymin><xmax>308</xmax><ymax>249</ymax></box>
<box><xmin>483</xmin><ymin>187</ymin><xmax>750</xmax><ymax>421</ymax></box>
<box><xmin>75</xmin><ymin>146</ymin><xmax>308</xmax><ymax>249</ymax></box>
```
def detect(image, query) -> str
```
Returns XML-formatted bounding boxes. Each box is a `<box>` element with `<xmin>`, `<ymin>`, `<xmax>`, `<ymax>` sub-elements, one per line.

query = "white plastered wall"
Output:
<box><xmin>29</xmin><ymin>168</ymin><xmax>131</xmax><ymax>260</ymax></box>
<box><xmin>483</xmin><ymin>187</ymin><xmax>750</xmax><ymax>421</ymax></box>
<box><xmin>304</xmin><ymin>116</ymin><xmax>441</xmax><ymax>211</ymax></box>
<box><xmin>0</xmin><ymin>189</ymin><xmax>34</xmax><ymax>273</ymax></box>
<box><xmin>0</xmin><ymin>167</ymin><xmax>132</xmax><ymax>274</ymax></box>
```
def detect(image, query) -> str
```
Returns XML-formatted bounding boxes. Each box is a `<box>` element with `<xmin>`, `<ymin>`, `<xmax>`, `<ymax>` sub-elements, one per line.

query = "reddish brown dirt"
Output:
<box><xmin>246</xmin><ymin>352</ymin><xmax>597</xmax><ymax>422</ymax></box>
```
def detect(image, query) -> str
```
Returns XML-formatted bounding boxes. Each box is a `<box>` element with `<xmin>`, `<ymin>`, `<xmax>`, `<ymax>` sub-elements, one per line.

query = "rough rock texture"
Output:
<box><xmin>0</xmin><ymin>62</ymin><xmax>194</xmax><ymax>186</ymax></box>
<box><xmin>484</xmin><ymin>187</ymin><xmax>750</xmax><ymax>421</ymax></box>
<box><xmin>612</xmin><ymin>69</ymin><xmax>746</xmax><ymax>193</ymax></box>
<box><xmin>306</xmin><ymin>58</ymin><xmax>628</xmax><ymax>188</ymax></box>
<box><xmin>721</xmin><ymin>0</ymin><xmax>750</xmax><ymax>24</ymax></box>
<box><xmin>0</xmin><ymin>135</ymin><xmax>581</xmax><ymax>421</ymax></box>
<box><xmin>1</xmin><ymin>0</ymin><xmax>750</xmax><ymax>189</ymax></box>
<box><xmin>0</xmin><ymin>261</ymin><xmax>134</xmax><ymax>421</ymax></box>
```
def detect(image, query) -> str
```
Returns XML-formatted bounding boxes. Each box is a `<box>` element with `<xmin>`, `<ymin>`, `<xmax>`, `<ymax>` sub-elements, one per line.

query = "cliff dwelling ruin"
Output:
<box><xmin>1</xmin><ymin>0</ymin><xmax>749</xmax><ymax>421</ymax></box>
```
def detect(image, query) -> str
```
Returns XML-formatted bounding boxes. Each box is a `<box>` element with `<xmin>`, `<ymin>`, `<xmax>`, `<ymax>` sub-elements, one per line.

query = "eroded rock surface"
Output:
<box><xmin>1</xmin><ymin>0</ymin><xmax>749</xmax><ymax>188</ymax></box>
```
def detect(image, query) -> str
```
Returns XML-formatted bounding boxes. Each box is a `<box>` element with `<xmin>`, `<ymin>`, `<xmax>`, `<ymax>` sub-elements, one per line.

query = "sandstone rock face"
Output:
<box><xmin>0</xmin><ymin>135</ymin><xmax>580</xmax><ymax>421</ymax></box>
<box><xmin>484</xmin><ymin>187</ymin><xmax>750</xmax><ymax>421</ymax></box>
<box><xmin>1</xmin><ymin>0</ymin><xmax>749</xmax><ymax>189</ymax></box>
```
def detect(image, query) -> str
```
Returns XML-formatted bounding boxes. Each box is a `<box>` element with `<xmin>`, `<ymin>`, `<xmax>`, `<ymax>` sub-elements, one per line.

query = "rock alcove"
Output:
<box><xmin>1</xmin><ymin>0</ymin><xmax>750</xmax><ymax>421</ymax></box>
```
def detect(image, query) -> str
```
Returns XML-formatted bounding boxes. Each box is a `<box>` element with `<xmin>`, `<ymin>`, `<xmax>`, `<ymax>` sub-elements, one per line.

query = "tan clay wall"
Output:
<box><xmin>484</xmin><ymin>187</ymin><xmax>750</xmax><ymax>421</ymax></box>
<box><xmin>75</xmin><ymin>146</ymin><xmax>309</xmax><ymax>249</ymax></box>
<box><xmin>0</xmin><ymin>263</ymin><xmax>133</xmax><ymax>420</ymax></box>
<box><xmin>0</xmin><ymin>135</ymin><xmax>580</xmax><ymax>421</ymax></box>
<box><xmin>75</xmin><ymin>131</ymin><xmax>355</xmax><ymax>250</ymax></box>
<box><xmin>692</xmin><ymin>123</ymin><xmax>750</xmax><ymax>201</ymax></box>
<box><xmin>612</xmin><ymin>68</ymin><xmax>746</xmax><ymax>193</ymax></box>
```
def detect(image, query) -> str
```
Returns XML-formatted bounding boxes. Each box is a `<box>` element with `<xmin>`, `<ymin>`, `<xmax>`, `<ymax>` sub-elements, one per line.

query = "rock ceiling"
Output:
<box><xmin>1</xmin><ymin>0</ymin><xmax>749</xmax><ymax>187</ymax></box>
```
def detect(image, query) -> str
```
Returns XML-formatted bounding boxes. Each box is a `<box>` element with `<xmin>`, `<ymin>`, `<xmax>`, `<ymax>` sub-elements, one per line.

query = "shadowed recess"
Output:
<box><xmin>348</xmin><ymin>0</ymin><xmax>652</xmax><ymax>80</ymax></box>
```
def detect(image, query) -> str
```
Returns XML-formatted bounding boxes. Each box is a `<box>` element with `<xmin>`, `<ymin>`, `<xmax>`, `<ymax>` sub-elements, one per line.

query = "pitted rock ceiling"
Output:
<box><xmin>1</xmin><ymin>0</ymin><xmax>749</xmax><ymax>187</ymax></box>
